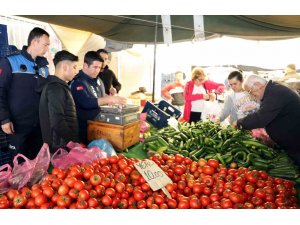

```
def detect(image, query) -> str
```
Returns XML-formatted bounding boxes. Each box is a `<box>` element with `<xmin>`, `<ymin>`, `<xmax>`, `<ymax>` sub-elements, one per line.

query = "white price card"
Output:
<box><xmin>134</xmin><ymin>159</ymin><xmax>173</xmax><ymax>192</ymax></box>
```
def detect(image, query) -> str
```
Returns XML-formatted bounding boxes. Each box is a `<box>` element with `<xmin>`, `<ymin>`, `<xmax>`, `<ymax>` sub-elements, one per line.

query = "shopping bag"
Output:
<box><xmin>8</xmin><ymin>154</ymin><xmax>35</xmax><ymax>190</ymax></box>
<box><xmin>52</xmin><ymin>142</ymin><xmax>108</xmax><ymax>169</ymax></box>
<box><xmin>28</xmin><ymin>143</ymin><xmax>50</xmax><ymax>186</ymax></box>
<box><xmin>51</xmin><ymin>148</ymin><xmax>79</xmax><ymax>169</ymax></box>
<box><xmin>66</xmin><ymin>141</ymin><xmax>85</xmax><ymax>149</ymax></box>
<box><xmin>67</xmin><ymin>145</ymin><xmax>107</xmax><ymax>164</ymax></box>
<box><xmin>251</xmin><ymin>128</ymin><xmax>275</xmax><ymax>147</ymax></box>
<box><xmin>88</xmin><ymin>139</ymin><xmax>116</xmax><ymax>157</ymax></box>
<box><xmin>0</xmin><ymin>164</ymin><xmax>12</xmax><ymax>194</ymax></box>
<box><xmin>201</xmin><ymin>100</ymin><xmax>221</xmax><ymax>121</ymax></box>
<box><xmin>140</xmin><ymin>113</ymin><xmax>150</xmax><ymax>133</ymax></box>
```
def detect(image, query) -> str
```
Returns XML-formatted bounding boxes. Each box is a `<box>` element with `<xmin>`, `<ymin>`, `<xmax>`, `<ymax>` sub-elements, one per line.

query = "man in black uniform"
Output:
<box><xmin>70</xmin><ymin>51</ymin><xmax>126</xmax><ymax>144</ymax></box>
<box><xmin>96</xmin><ymin>49</ymin><xmax>121</xmax><ymax>95</ymax></box>
<box><xmin>235</xmin><ymin>75</ymin><xmax>300</xmax><ymax>167</ymax></box>
<box><xmin>0</xmin><ymin>27</ymin><xmax>50</xmax><ymax>159</ymax></box>
<box><xmin>39</xmin><ymin>50</ymin><xmax>80</xmax><ymax>153</ymax></box>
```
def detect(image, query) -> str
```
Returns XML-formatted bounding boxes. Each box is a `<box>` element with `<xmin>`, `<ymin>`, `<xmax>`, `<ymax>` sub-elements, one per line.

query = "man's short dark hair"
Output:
<box><xmin>228</xmin><ymin>70</ymin><xmax>243</xmax><ymax>82</ymax></box>
<box><xmin>27</xmin><ymin>27</ymin><xmax>50</xmax><ymax>46</ymax></box>
<box><xmin>53</xmin><ymin>50</ymin><xmax>78</xmax><ymax>66</ymax></box>
<box><xmin>96</xmin><ymin>49</ymin><xmax>108</xmax><ymax>55</ymax></box>
<box><xmin>84</xmin><ymin>51</ymin><xmax>104</xmax><ymax>66</ymax></box>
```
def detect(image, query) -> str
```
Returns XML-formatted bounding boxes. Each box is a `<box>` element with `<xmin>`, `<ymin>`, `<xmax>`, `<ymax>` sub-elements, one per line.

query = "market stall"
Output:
<box><xmin>1</xmin><ymin>99</ymin><xmax>300</xmax><ymax>209</ymax></box>
<box><xmin>0</xmin><ymin>15</ymin><xmax>300</xmax><ymax>210</ymax></box>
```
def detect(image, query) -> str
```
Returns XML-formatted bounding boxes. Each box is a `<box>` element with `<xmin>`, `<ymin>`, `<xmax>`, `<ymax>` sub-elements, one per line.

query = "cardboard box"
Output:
<box><xmin>87</xmin><ymin>120</ymin><xmax>140</xmax><ymax>151</ymax></box>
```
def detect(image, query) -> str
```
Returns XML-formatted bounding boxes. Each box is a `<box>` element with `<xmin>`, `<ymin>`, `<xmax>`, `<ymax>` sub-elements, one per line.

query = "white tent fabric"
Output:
<box><xmin>50</xmin><ymin>24</ymin><xmax>92</xmax><ymax>55</ymax></box>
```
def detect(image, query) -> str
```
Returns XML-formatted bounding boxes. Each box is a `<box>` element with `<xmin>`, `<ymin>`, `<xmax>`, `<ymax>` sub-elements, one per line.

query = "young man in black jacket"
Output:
<box><xmin>39</xmin><ymin>50</ymin><xmax>80</xmax><ymax>153</ymax></box>
<box><xmin>96</xmin><ymin>49</ymin><xmax>121</xmax><ymax>95</ymax></box>
<box><xmin>235</xmin><ymin>75</ymin><xmax>300</xmax><ymax>167</ymax></box>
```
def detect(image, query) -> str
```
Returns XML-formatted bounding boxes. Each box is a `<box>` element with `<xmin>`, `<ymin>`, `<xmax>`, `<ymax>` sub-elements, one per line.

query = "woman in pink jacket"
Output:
<box><xmin>183</xmin><ymin>67</ymin><xmax>225</xmax><ymax>123</ymax></box>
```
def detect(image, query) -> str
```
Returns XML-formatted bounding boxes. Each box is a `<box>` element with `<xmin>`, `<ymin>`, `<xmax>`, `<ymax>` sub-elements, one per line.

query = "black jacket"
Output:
<box><xmin>39</xmin><ymin>76</ymin><xmax>79</xmax><ymax>152</ymax></box>
<box><xmin>237</xmin><ymin>81</ymin><xmax>300</xmax><ymax>166</ymax></box>
<box><xmin>98</xmin><ymin>65</ymin><xmax>121</xmax><ymax>95</ymax></box>
<box><xmin>70</xmin><ymin>70</ymin><xmax>106</xmax><ymax>144</ymax></box>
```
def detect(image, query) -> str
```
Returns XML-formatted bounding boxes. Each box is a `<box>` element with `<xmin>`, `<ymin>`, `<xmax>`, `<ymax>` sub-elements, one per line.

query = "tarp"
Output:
<box><xmin>21</xmin><ymin>15</ymin><xmax>300</xmax><ymax>43</ymax></box>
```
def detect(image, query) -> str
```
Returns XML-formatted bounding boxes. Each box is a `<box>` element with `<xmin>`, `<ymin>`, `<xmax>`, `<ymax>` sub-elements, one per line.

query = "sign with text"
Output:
<box><xmin>134</xmin><ymin>159</ymin><xmax>173</xmax><ymax>191</ymax></box>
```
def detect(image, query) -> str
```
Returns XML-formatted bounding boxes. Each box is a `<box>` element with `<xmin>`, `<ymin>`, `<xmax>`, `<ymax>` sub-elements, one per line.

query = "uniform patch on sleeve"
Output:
<box><xmin>0</xmin><ymin>68</ymin><xmax>2</xmax><ymax>75</ymax></box>
<box><xmin>76</xmin><ymin>86</ymin><xmax>84</xmax><ymax>91</ymax></box>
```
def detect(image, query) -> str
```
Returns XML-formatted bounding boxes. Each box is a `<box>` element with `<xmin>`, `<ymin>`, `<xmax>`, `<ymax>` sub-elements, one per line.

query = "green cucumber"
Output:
<box><xmin>164</xmin><ymin>149</ymin><xmax>179</xmax><ymax>155</ymax></box>
<box><xmin>144</xmin><ymin>135</ymin><xmax>158</xmax><ymax>143</ymax></box>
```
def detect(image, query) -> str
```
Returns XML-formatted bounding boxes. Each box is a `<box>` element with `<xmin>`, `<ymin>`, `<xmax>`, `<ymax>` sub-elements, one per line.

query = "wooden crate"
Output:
<box><xmin>87</xmin><ymin>120</ymin><xmax>140</xmax><ymax>151</ymax></box>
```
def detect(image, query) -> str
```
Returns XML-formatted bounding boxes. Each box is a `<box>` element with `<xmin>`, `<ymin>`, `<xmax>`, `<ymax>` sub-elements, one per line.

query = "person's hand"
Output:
<box><xmin>203</xmin><ymin>94</ymin><xmax>210</xmax><ymax>100</ymax></box>
<box><xmin>1</xmin><ymin>122</ymin><xmax>14</xmax><ymax>134</ymax></box>
<box><xmin>232</xmin><ymin>121</ymin><xmax>237</xmax><ymax>128</ymax></box>
<box><xmin>109</xmin><ymin>96</ymin><xmax>127</xmax><ymax>105</ymax></box>
<box><xmin>209</xmin><ymin>93</ymin><xmax>216</xmax><ymax>101</ymax></box>
<box><xmin>109</xmin><ymin>87</ymin><xmax>117</xmax><ymax>95</ymax></box>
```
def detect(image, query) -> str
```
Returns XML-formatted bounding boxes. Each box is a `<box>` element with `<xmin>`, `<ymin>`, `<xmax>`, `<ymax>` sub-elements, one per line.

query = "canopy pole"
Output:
<box><xmin>152</xmin><ymin>15</ymin><xmax>158</xmax><ymax>103</ymax></box>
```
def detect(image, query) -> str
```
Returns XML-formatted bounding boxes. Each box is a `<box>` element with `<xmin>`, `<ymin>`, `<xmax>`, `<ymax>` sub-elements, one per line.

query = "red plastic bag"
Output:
<box><xmin>68</xmin><ymin>145</ymin><xmax>107</xmax><ymax>165</ymax></box>
<box><xmin>51</xmin><ymin>142</ymin><xmax>107</xmax><ymax>169</ymax></box>
<box><xmin>8</xmin><ymin>154</ymin><xmax>35</xmax><ymax>190</ymax></box>
<box><xmin>0</xmin><ymin>164</ymin><xmax>12</xmax><ymax>194</ymax></box>
<box><xmin>28</xmin><ymin>143</ymin><xmax>50</xmax><ymax>186</ymax></box>
<box><xmin>66</xmin><ymin>141</ymin><xmax>85</xmax><ymax>149</ymax></box>
<box><xmin>51</xmin><ymin>148</ymin><xmax>79</xmax><ymax>169</ymax></box>
<box><xmin>140</xmin><ymin>113</ymin><xmax>150</xmax><ymax>133</ymax></box>
<box><xmin>251</xmin><ymin>128</ymin><xmax>275</xmax><ymax>147</ymax></box>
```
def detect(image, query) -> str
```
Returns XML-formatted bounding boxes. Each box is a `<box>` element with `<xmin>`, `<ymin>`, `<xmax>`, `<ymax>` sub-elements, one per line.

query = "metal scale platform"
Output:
<box><xmin>94</xmin><ymin>104</ymin><xmax>140</xmax><ymax>125</ymax></box>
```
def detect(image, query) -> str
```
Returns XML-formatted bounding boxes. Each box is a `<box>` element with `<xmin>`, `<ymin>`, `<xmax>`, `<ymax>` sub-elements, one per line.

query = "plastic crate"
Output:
<box><xmin>0</xmin><ymin>44</ymin><xmax>19</xmax><ymax>58</ymax></box>
<box><xmin>141</xmin><ymin>101</ymin><xmax>171</xmax><ymax>129</ymax></box>
<box><xmin>158</xmin><ymin>100</ymin><xmax>182</xmax><ymax>119</ymax></box>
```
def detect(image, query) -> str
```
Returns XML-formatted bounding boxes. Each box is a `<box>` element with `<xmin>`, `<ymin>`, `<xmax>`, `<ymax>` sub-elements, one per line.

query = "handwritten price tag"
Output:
<box><xmin>134</xmin><ymin>159</ymin><xmax>173</xmax><ymax>193</ymax></box>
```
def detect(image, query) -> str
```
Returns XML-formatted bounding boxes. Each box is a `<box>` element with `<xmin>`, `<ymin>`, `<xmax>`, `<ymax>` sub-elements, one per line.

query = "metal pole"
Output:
<box><xmin>152</xmin><ymin>15</ymin><xmax>158</xmax><ymax>103</ymax></box>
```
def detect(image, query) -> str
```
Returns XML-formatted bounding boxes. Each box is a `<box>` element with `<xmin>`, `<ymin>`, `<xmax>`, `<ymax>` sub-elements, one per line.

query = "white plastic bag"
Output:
<box><xmin>167</xmin><ymin>117</ymin><xmax>179</xmax><ymax>131</ymax></box>
<box><xmin>201</xmin><ymin>101</ymin><xmax>221</xmax><ymax>121</ymax></box>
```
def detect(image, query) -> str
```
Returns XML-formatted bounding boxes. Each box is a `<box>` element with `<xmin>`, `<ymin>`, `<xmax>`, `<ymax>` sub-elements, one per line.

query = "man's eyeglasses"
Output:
<box><xmin>247</xmin><ymin>84</ymin><xmax>255</xmax><ymax>94</ymax></box>
<box><xmin>40</xmin><ymin>42</ymin><xmax>50</xmax><ymax>47</ymax></box>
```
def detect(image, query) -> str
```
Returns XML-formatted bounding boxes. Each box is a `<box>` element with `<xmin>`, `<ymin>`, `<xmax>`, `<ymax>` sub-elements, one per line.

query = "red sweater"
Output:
<box><xmin>161</xmin><ymin>82</ymin><xmax>184</xmax><ymax>99</ymax></box>
<box><xmin>183</xmin><ymin>80</ymin><xmax>225</xmax><ymax>122</ymax></box>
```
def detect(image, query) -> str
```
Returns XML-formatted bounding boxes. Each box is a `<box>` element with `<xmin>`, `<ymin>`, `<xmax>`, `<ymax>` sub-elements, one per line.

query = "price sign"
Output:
<box><xmin>134</xmin><ymin>159</ymin><xmax>173</xmax><ymax>197</ymax></box>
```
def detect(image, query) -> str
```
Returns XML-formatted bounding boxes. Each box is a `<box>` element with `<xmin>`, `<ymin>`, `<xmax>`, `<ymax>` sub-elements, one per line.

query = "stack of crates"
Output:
<box><xmin>0</xmin><ymin>45</ymin><xmax>19</xmax><ymax>58</ymax></box>
<box><xmin>158</xmin><ymin>100</ymin><xmax>181</xmax><ymax>120</ymax></box>
<box><xmin>141</xmin><ymin>100</ymin><xmax>182</xmax><ymax>129</ymax></box>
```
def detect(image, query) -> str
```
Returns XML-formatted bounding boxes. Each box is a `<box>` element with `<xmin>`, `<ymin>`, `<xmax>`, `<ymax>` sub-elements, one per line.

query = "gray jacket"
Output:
<box><xmin>219</xmin><ymin>92</ymin><xmax>237</xmax><ymax>124</ymax></box>
<box><xmin>219</xmin><ymin>91</ymin><xmax>259</xmax><ymax>124</ymax></box>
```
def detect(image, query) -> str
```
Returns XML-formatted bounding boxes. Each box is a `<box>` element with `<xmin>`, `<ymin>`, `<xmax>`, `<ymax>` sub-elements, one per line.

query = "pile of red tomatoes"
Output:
<box><xmin>0</xmin><ymin>153</ymin><xmax>298</xmax><ymax>209</ymax></box>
